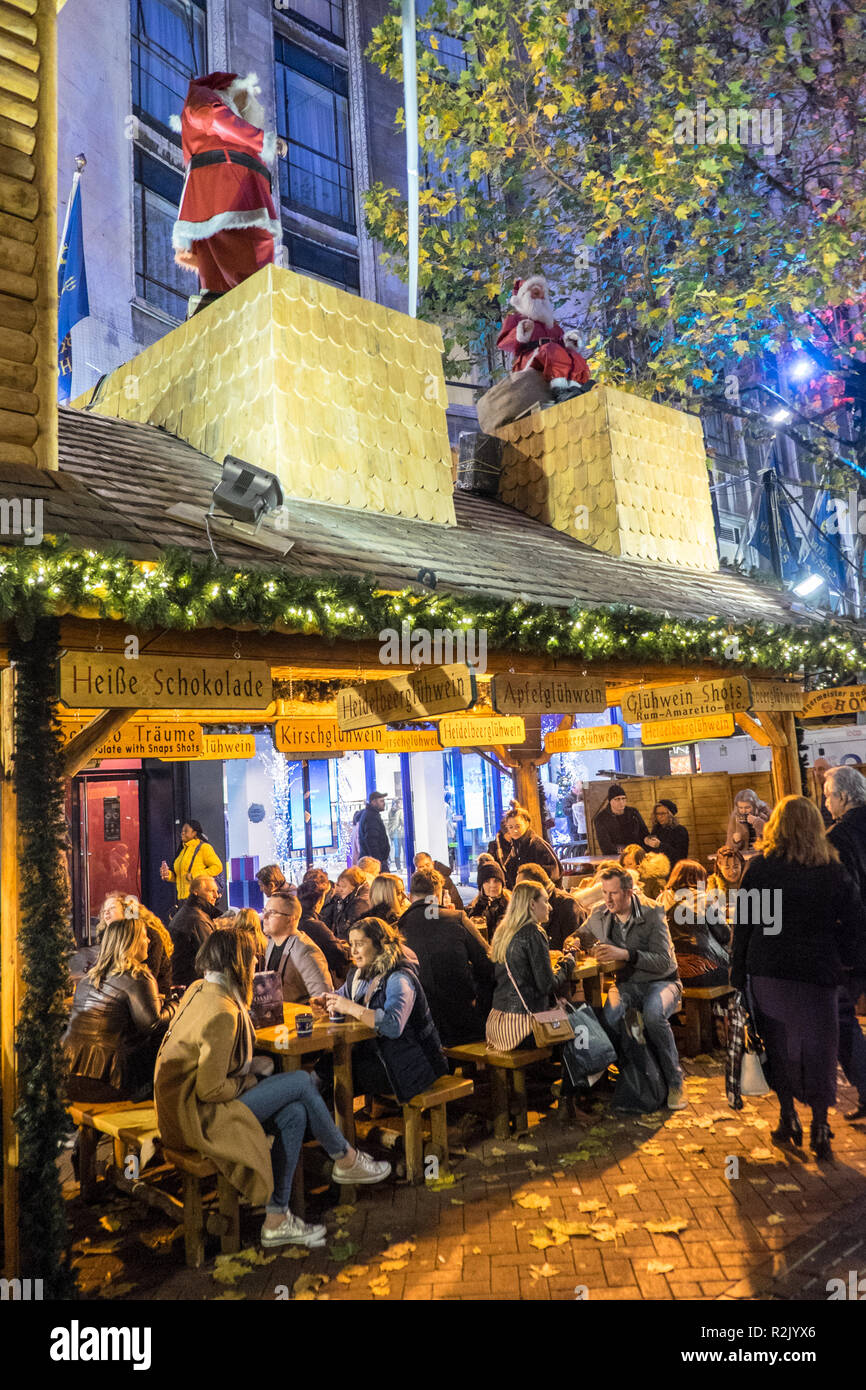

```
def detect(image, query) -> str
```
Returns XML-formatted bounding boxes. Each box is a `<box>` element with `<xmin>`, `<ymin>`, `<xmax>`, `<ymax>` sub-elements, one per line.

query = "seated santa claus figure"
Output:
<box><xmin>496</xmin><ymin>275</ymin><xmax>590</xmax><ymax>400</ymax></box>
<box><xmin>171</xmin><ymin>71</ymin><xmax>286</xmax><ymax>316</ymax></box>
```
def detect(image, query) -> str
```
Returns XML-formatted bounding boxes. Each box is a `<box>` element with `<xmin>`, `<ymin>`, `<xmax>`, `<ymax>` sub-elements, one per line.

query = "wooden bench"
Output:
<box><xmin>400</xmin><ymin>1074</ymin><xmax>475</xmax><ymax>1184</ymax></box>
<box><xmin>679</xmin><ymin>984</ymin><xmax>735</xmax><ymax>1056</ymax></box>
<box><xmin>162</xmin><ymin>1148</ymin><xmax>241</xmax><ymax>1269</ymax></box>
<box><xmin>67</xmin><ymin>1101</ymin><xmax>160</xmax><ymax>1202</ymax></box>
<box><xmin>444</xmin><ymin>1041</ymin><xmax>552</xmax><ymax>1140</ymax></box>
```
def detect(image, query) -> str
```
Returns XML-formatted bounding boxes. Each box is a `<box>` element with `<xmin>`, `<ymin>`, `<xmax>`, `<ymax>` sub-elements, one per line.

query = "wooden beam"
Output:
<box><xmin>755</xmin><ymin>710</ymin><xmax>789</xmax><ymax>750</ymax></box>
<box><xmin>1</xmin><ymin>665</ymin><xmax>20</xmax><ymax>1277</ymax></box>
<box><xmin>780</xmin><ymin>710</ymin><xmax>802</xmax><ymax>798</ymax></box>
<box><xmin>734</xmin><ymin>710</ymin><xmax>782</xmax><ymax>748</ymax></box>
<box><xmin>62</xmin><ymin>708</ymin><xmax>137</xmax><ymax>778</ymax></box>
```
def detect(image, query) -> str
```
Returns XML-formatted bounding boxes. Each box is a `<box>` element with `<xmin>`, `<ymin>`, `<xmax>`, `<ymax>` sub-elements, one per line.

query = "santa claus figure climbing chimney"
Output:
<box><xmin>496</xmin><ymin>275</ymin><xmax>590</xmax><ymax>401</ymax></box>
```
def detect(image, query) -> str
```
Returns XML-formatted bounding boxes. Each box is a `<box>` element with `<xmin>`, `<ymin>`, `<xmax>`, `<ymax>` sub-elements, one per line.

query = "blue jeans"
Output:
<box><xmin>838</xmin><ymin>977</ymin><xmax>866</xmax><ymax>1106</ymax></box>
<box><xmin>239</xmin><ymin>1069</ymin><xmax>349</xmax><ymax>1214</ymax></box>
<box><xmin>604</xmin><ymin>978</ymin><xmax>684</xmax><ymax>1089</ymax></box>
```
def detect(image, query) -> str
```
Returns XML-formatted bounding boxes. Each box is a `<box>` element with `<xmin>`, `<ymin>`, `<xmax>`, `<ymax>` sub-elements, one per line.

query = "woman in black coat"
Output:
<box><xmin>645</xmin><ymin>799</ymin><xmax>689</xmax><ymax>870</ymax></box>
<box><xmin>731</xmin><ymin>796</ymin><xmax>860</xmax><ymax>1161</ymax></box>
<box><xmin>466</xmin><ymin>861</ymin><xmax>511</xmax><ymax>936</ymax></box>
<box><xmin>488</xmin><ymin>804</ymin><xmax>561</xmax><ymax>889</ymax></box>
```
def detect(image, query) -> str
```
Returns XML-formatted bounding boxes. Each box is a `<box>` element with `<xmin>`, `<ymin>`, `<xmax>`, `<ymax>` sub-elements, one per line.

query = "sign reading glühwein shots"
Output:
<box><xmin>617</xmin><ymin>676</ymin><xmax>752</xmax><ymax>724</ymax></box>
<box><xmin>59</xmin><ymin>654</ymin><xmax>272</xmax><ymax>709</ymax></box>
<box><xmin>336</xmin><ymin>665</ymin><xmax>475</xmax><ymax>731</ymax></box>
<box><xmin>491</xmin><ymin>673</ymin><xmax>607</xmax><ymax>716</ymax></box>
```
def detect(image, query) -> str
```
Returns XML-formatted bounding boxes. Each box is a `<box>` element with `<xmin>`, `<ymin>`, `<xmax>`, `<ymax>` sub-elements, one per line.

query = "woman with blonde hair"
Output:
<box><xmin>364</xmin><ymin>873</ymin><xmax>410</xmax><ymax>925</ymax></box>
<box><xmin>637</xmin><ymin>851</ymin><xmax>671</xmax><ymax>901</ymax></box>
<box><xmin>486</xmin><ymin>879</ymin><xmax>575</xmax><ymax>1053</ymax></box>
<box><xmin>63</xmin><ymin>915</ymin><xmax>177</xmax><ymax>1101</ymax></box>
<box><xmin>155</xmin><ymin>926</ymin><xmax>389</xmax><ymax>1250</ymax></box>
<box><xmin>99</xmin><ymin>891</ymin><xmax>172</xmax><ymax>999</ymax></box>
<box><xmin>231</xmin><ymin>906</ymin><xmax>267</xmax><ymax>965</ymax></box>
<box><xmin>731</xmin><ymin>795</ymin><xmax>861</xmax><ymax>1161</ymax></box>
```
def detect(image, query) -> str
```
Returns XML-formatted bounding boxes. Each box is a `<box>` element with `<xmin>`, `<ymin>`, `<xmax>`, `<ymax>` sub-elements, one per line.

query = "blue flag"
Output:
<box><xmin>801</xmin><ymin>490</ymin><xmax>848</xmax><ymax>597</ymax></box>
<box><xmin>747</xmin><ymin>476</ymin><xmax>800</xmax><ymax>582</ymax></box>
<box><xmin>57</xmin><ymin>178</ymin><xmax>89</xmax><ymax>402</ymax></box>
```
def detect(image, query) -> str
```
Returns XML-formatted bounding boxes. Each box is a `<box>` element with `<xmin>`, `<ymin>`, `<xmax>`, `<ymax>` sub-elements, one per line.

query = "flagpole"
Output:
<box><xmin>401</xmin><ymin>0</ymin><xmax>418</xmax><ymax>318</ymax></box>
<box><xmin>57</xmin><ymin>152</ymin><xmax>86</xmax><ymax>271</ymax></box>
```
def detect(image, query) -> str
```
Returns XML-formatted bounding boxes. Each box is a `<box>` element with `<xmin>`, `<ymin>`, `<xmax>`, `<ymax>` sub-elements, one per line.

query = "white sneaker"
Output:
<box><xmin>332</xmin><ymin>1150</ymin><xmax>391</xmax><ymax>1185</ymax></box>
<box><xmin>261</xmin><ymin>1211</ymin><xmax>327</xmax><ymax>1248</ymax></box>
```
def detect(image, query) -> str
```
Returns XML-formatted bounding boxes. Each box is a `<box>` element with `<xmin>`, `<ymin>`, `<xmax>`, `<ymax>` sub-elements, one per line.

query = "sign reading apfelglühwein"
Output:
<box><xmin>491</xmin><ymin>674</ymin><xmax>607</xmax><ymax>716</ymax></box>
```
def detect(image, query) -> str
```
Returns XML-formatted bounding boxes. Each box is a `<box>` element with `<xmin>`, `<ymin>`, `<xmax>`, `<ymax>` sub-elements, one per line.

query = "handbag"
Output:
<box><xmin>740</xmin><ymin>1015</ymin><xmax>771</xmax><ymax>1095</ymax></box>
<box><xmin>562</xmin><ymin>1002</ymin><xmax>616</xmax><ymax>1083</ymax></box>
<box><xmin>611</xmin><ymin>1021</ymin><xmax>668</xmax><ymax>1113</ymax></box>
<box><xmin>504</xmin><ymin>960</ymin><xmax>574</xmax><ymax>1047</ymax></box>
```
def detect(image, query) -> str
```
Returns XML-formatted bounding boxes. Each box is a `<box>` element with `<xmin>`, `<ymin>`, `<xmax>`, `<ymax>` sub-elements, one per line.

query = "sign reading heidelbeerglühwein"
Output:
<box><xmin>748</xmin><ymin>680</ymin><xmax>804</xmax><ymax>712</ymax></box>
<box><xmin>640</xmin><ymin>713</ymin><xmax>735</xmax><ymax>746</ymax></box>
<box><xmin>800</xmin><ymin>685</ymin><xmax>866</xmax><ymax>719</ymax></box>
<box><xmin>59</xmin><ymin>654</ymin><xmax>272</xmax><ymax>710</ymax></box>
<box><xmin>437</xmin><ymin>714</ymin><xmax>525</xmax><ymax>747</ymax></box>
<box><xmin>491</xmin><ymin>673</ymin><xmax>607</xmax><ymax>716</ymax></box>
<box><xmin>336</xmin><ymin>664</ymin><xmax>475</xmax><ymax>732</ymax></box>
<box><xmin>617</xmin><ymin>676</ymin><xmax>752</xmax><ymax>725</ymax></box>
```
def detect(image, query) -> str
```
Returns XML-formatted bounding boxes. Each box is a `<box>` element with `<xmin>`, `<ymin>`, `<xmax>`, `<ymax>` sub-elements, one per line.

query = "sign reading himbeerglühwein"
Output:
<box><xmin>437</xmin><ymin>714</ymin><xmax>525</xmax><ymax>747</ymax></box>
<box><xmin>640</xmin><ymin>713</ymin><xmax>735</xmax><ymax>745</ymax></box>
<box><xmin>274</xmin><ymin>720</ymin><xmax>443</xmax><ymax>755</ymax></box>
<box><xmin>491</xmin><ymin>674</ymin><xmax>607</xmax><ymax>716</ymax></box>
<box><xmin>748</xmin><ymin>680</ymin><xmax>804</xmax><ymax>712</ymax></box>
<box><xmin>544</xmin><ymin>725</ymin><xmax>623</xmax><ymax>754</ymax></box>
<box><xmin>59</xmin><ymin>654</ymin><xmax>272</xmax><ymax>709</ymax></box>
<box><xmin>336</xmin><ymin>664</ymin><xmax>475</xmax><ymax>731</ymax></box>
<box><xmin>617</xmin><ymin>677</ymin><xmax>751</xmax><ymax>724</ymax></box>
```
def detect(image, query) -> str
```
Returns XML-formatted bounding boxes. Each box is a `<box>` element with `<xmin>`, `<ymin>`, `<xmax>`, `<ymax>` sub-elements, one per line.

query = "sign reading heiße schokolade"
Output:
<box><xmin>58</xmin><ymin>654</ymin><xmax>272</xmax><ymax>709</ymax></box>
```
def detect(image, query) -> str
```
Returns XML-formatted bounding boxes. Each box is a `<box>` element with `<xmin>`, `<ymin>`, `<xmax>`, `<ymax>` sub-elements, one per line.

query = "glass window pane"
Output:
<box><xmin>282</xmin><ymin>0</ymin><xmax>345</xmax><ymax>43</ymax></box>
<box><xmin>131</xmin><ymin>0</ymin><xmax>207</xmax><ymax>133</ymax></box>
<box><xmin>276</xmin><ymin>47</ymin><xmax>355</xmax><ymax>229</ymax></box>
<box><xmin>135</xmin><ymin>184</ymin><xmax>190</xmax><ymax>319</ymax></box>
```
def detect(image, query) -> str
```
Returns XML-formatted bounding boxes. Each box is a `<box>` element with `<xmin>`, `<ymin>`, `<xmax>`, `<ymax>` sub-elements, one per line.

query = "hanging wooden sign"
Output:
<box><xmin>491</xmin><ymin>673</ymin><xmax>607</xmax><ymax>716</ymax></box>
<box><xmin>617</xmin><ymin>676</ymin><xmax>751</xmax><ymax>724</ymax></box>
<box><xmin>800</xmin><ymin>685</ymin><xmax>866</xmax><ymax>718</ymax></box>
<box><xmin>640</xmin><ymin>713</ymin><xmax>735</xmax><ymax>745</ymax></box>
<box><xmin>336</xmin><ymin>664</ymin><xmax>475</xmax><ymax>731</ymax></box>
<box><xmin>59</xmin><ymin>654</ymin><xmax>272</xmax><ymax>710</ymax></box>
<box><xmin>202</xmin><ymin>734</ymin><xmax>257</xmax><ymax>759</ymax></box>
<box><xmin>274</xmin><ymin>719</ymin><xmax>443</xmax><ymax>755</ymax></box>
<box><xmin>59</xmin><ymin>720</ymin><xmax>203</xmax><ymax>758</ymax></box>
<box><xmin>748</xmin><ymin>680</ymin><xmax>804</xmax><ymax>712</ymax></box>
<box><xmin>437</xmin><ymin>714</ymin><xmax>525</xmax><ymax>747</ymax></box>
<box><xmin>544</xmin><ymin>725</ymin><xmax>623</xmax><ymax>754</ymax></box>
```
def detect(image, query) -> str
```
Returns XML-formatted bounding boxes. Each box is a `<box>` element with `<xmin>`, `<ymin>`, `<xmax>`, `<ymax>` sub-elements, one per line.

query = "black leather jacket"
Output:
<box><xmin>63</xmin><ymin>968</ymin><xmax>176</xmax><ymax>1095</ymax></box>
<box><xmin>491</xmin><ymin>922</ymin><xmax>573</xmax><ymax>1015</ymax></box>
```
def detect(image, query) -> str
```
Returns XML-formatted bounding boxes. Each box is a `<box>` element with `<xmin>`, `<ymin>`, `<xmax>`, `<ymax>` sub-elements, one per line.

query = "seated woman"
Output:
<box><xmin>154</xmin><ymin>927</ymin><xmax>389</xmax><ymax>1250</ymax></box>
<box><xmin>329</xmin><ymin>866</ymin><xmax>372</xmax><ymax>940</ymax></box>
<box><xmin>230</xmin><ymin>907</ymin><xmax>268</xmax><ymax>968</ymax></box>
<box><xmin>661</xmin><ymin>858</ymin><xmax>730</xmax><ymax>988</ymax></box>
<box><xmin>98</xmin><ymin>891</ymin><xmax>173</xmax><ymax>999</ymax></box>
<box><xmin>644</xmin><ymin>800</ymin><xmax>689</xmax><ymax>870</ymax></box>
<box><xmin>361</xmin><ymin>873</ymin><xmax>411</xmax><ymax>925</ymax></box>
<box><xmin>708</xmin><ymin>845</ymin><xmax>746</xmax><ymax>895</ymax></box>
<box><xmin>312</xmin><ymin>917</ymin><xmax>448</xmax><ymax>1105</ymax></box>
<box><xmin>637</xmin><ymin>851</ymin><xmax>671</xmax><ymax>901</ymax></box>
<box><xmin>296</xmin><ymin>880</ymin><xmax>350</xmax><ymax>983</ymax></box>
<box><xmin>64</xmin><ymin>916</ymin><xmax>177</xmax><ymax>1102</ymax></box>
<box><xmin>466</xmin><ymin>861</ymin><xmax>511</xmax><ymax>936</ymax></box>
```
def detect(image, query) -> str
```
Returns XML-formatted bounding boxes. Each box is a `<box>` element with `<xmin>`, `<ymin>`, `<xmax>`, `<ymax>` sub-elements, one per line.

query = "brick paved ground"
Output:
<box><xmin>64</xmin><ymin>1050</ymin><xmax>866</xmax><ymax>1303</ymax></box>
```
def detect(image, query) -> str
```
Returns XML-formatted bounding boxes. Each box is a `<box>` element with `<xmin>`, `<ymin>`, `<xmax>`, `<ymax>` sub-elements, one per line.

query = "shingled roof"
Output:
<box><xmin>0</xmin><ymin>406</ymin><xmax>823</xmax><ymax>629</ymax></box>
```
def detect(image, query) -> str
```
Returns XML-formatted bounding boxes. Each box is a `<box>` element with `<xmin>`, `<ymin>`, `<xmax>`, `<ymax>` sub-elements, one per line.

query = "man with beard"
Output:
<box><xmin>496</xmin><ymin>274</ymin><xmax>591</xmax><ymax>401</ymax></box>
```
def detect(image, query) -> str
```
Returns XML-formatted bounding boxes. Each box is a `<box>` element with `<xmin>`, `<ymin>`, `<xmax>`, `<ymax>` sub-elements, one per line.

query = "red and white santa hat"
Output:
<box><xmin>510</xmin><ymin>274</ymin><xmax>548</xmax><ymax>309</ymax></box>
<box><xmin>170</xmin><ymin>72</ymin><xmax>262</xmax><ymax>131</ymax></box>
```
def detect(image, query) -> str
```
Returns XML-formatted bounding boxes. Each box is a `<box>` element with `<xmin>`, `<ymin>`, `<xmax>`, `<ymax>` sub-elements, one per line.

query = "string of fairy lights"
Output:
<box><xmin>0</xmin><ymin>544</ymin><xmax>864</xmax><ymax>681</ymax></box>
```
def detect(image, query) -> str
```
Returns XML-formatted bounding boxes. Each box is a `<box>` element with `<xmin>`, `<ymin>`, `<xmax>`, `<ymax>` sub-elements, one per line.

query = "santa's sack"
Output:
<box><xmin>476</xmin><ymin>370</ymin><xmax>552</xmax><ymax>433</ymax></box>
<box><xmin>611</xmin><ymin>1021</ymin><xmax>668</xmax><ymax>1114</ymax></box>
<box><xmin>562</xmin><ymin>1003</ymin><xmax>616</xmax><ymax>1085</ymax></box>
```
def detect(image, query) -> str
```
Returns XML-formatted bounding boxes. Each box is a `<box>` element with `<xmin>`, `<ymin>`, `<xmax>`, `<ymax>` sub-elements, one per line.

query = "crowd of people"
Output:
<box><xmin>62</xmin><ymin>773</ymin><xmax>866</xmax><ymax>1246</ymax></box>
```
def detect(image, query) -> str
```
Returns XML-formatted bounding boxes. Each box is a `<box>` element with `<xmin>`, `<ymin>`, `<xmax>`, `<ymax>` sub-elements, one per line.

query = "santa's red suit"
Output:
<box><xmin>496</xmin><ymin>275</ymin><xmax>590</xmax><ymax>387</ymax></box>
<box><xmin>171</xmin><ymin>71</ymin><xmax>281</xmax><ymax>295</ymax></box>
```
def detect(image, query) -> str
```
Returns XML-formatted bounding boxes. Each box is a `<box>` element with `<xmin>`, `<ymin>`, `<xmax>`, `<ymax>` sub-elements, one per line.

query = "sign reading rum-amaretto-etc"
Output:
<box><xmin>336</xmin><ymin>664</ymin><xmax>475</xmax><ymax>732</ymax></box>
<box><xmin>59</xmin><ymin>654</ymin><xmax>272</xmax><ymax>709</ymax></box>
<box><xmin>618</xmin><ymin>677</ymin><xmax>752</xmax><ymax>725</ymax></box>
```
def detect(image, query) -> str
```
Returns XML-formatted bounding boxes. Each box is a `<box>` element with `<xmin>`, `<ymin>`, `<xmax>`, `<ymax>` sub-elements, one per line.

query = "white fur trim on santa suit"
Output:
<box><xmin>563</xmin><ymin>329</ymin><xmax>582</xmax><ymax>348</ymax></box>
<box><xmin>172</xmin><ymin>207</ymin><xmax>282</xmax><ymax>251</ymax></box>
<box><xmin>516</xmin><ymin>318</ymin><xmax>535</xmax><ymax>345</ymax></box>
<box><xmin>169</xmin><ymin>112</ymin><xmax>183</xmax><ymax>133</ymax></box>
<box><xmin>261</xmin><ymin>129</ymin><xmax>277</xmax><ymax>166</ymax></box>
<box><xmin>509</xmin><ymin>274</ymin><xmax>548</xmax><ymax>313</ymax></box>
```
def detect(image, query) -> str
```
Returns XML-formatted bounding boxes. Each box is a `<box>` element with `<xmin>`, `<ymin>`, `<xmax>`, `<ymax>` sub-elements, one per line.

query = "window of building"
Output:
<box><xmin>131</xmin><ymin>0</ymin><xmax>207</xmax><ymax>137</ymax></box>
<box><xmin>275</xmin><ymin>36</ymin><xmax>355</xmax><ymax>231</ymax></box>
<box><xmin>277</xmin><ymin>0</ymin><xmax>345</xmax><ymax>45</ymax></box>
<box><xmin>422</xmin><ymin>146</ymin><xmax>465</xmax><ymax>227</ymax></box>
<box><xmin>417</xmin><ymin>0</ymin><xmax>469</xmax><ymax>75</ymax></box>
<box><xmin>283</xmin><ymin>230</ymin><xmax>360</xmax><ymax>293</ymax></box>
<box><xmin>133</xmin><ymin>149</ymin><xmax>190</xmax><ymax>320</ymax></box>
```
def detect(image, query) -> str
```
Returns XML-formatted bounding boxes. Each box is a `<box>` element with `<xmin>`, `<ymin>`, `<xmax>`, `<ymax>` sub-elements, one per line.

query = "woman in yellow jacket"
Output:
<box><xmin>160</xmin><ymin>819</ymin><xmax>223</xmax><ymax>901</ymax></box>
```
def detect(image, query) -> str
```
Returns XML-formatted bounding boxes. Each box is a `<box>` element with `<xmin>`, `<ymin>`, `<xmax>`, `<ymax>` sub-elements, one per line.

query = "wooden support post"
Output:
<box><xmin>781</xmin><ymin>711</ymin><xmax>802</xmax><ymax>798</ymax></box>
<box><xmin>403</xmin><ymin>1106</ymin><xmax>424</xmax><ymax>1184</ymax></box>
<box><xmin>429</xmin><ymin>1104</ymin><xmax>449</xmax><ymax>1171</ymax></box>
<box><xmin>1</xmin><ymin>666</ymin><xmax>20</xmax><ymax>1277</ymax></box>
<box><xmin>62</xmin><ymin>708</ymin><xmax>137</xmax><ymax>778</ymax></box>
<box><xmin>182</xmin><ymin>1172</ymin><xmax>206</xmax><ymax>1269</ymax></box>
<box><xmin>490</xmin><ymin>1067</ymin><xmax>510</xmax><ymax>1141</ymax></box>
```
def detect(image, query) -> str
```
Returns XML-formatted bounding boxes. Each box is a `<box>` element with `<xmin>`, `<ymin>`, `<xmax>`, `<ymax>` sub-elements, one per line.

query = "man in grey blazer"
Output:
<box><xmin>262</xmin><ymin>895</ymin><xmax>332</xmax><ymax>1004</ymax></box>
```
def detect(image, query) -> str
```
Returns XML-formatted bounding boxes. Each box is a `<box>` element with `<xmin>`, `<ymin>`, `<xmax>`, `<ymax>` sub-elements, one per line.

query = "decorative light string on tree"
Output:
<box><xmin>0</xmin><ymin>542</ymin><xmax>863</xmax><ymax>680</ymax></box>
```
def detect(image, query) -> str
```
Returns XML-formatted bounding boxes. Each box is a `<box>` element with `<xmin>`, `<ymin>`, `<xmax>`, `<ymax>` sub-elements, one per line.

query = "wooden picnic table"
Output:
<box><xmin>549</xmin><ymin>952</ymin><xmax>622</xmax><ymax>1008</ymax></box>
<box><xmin>254</xmin><ymin>1002</ymin><xmax>375</xmax><ymax>1146</ymax></box>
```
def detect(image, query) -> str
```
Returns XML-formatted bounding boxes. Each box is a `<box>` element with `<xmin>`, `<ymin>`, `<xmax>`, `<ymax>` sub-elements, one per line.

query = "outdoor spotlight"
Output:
<box><xmin>793</xmin><ymin>573</ymin><xmax>824</xmax><ymax>598</ymax></box>
<box><xmin>210</xmin><ymin>455</ymin><xmax>284</xmax><ymax>531</ymax></box>
<box><xmin>788</xmin><ymin>355</ymin><xmax>814</xmax><ymax>383</ymax></box>
<box><xmin>770</xmin><ymin>407</ymin><xmax>792</xmax><ymax>424</ymax></box>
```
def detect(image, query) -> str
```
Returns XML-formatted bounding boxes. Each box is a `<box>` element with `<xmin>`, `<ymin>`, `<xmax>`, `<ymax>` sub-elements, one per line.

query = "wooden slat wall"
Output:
<box><xmin>585</xmin><ymin>770</ymin><xmax>776</xmax><ymax>870</ymax></box>
<box><xmin>0</xmin><ymin>0</ymin><xmax>56</xmax><ymax>469</ymax></box>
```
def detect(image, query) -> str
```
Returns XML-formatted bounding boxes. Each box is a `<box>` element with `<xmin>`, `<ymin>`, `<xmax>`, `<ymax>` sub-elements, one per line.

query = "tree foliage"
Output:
<box><xmin>364</xmin><ymin>0</ymin><xmax>866</xmax><ymax>433</ymax></box>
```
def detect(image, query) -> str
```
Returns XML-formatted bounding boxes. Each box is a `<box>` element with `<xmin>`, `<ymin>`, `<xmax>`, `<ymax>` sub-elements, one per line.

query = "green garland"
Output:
<box><xmin>1</xmin><ymin>541</ymin><xmax>865</xmax><ymax>682</ymax></box>
<box><xmin>10</xmin><ymin>617</ymin><xmax>77</xmax><ymax>1296</ymax></box>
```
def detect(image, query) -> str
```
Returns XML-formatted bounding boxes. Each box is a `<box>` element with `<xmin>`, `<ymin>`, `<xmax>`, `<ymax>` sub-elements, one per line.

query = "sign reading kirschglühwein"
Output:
<box><xmin>491</xmin><ymin>674</ymin><xmax>607</xmax><ymax>716</ymax></box>
<box><xmin>617</xmin><ymin>677</ymin><xmax>752</xmax><ymax>724</ymax></box>
<box><xmin>800</xmin><ymin>685</ymin><xmax>866</xmax><ymax>718</ymax></box>
<box><xmin>544</xmin><ymin>725</ymin><xmax>624</xmax><ymax>754</ymax></box>
<box><xmin>437</xmin><ymin>714</ymin><xmax>525</xmax><ymax>747</ymax></box>
<box><xmin>748</xmin><ymin>680</ymin><xmax>804</xmax><ymax>712</ymax></box>
<box><xmin>59</xmin><ymin>654</ymin><xmax>272</xmax><ymax>709</ymax></box>
<box><xmin>274</xmin><ymin>720</ymin><xmax>443</xmax><ymax>755</ymax></box>
<box><xmin>336</xmin><ymin>664</ymin><xmax>475</xmax><ymax>731</ymax></box>
<box><xmin>640</xmin><ymin>713</ymin><xmax>735</xmax><ymax>746</ymax></box>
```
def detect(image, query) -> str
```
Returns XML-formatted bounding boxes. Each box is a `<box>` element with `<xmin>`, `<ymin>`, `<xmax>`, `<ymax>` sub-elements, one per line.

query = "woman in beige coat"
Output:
<box><xmin>154</xmin><ymin>926</ymin><xmax>390</xmax><ymax>1249</ymax></box>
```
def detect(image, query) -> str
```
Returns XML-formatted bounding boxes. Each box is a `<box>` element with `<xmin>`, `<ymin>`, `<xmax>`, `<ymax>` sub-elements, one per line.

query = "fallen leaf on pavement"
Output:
<box><xmin>334</xmin><ymin>1205</ymin><xmax>356</xmax><ymax>1221</ymax></box>
<box><xmin>644</xmin><ymin>1218</ymin><xmax>688</xmax><ymax>1234</ymax></box>
<box><xmin>647</xmin><ymin>1260</ymin><xmax>675</xmax><ymax>1274</ymax></box>
<box><xmin>515</xmin><ymin>1192</ymin><xmax>551</xmax><ymax>1211</ymax></box>
<box><xmin>529</xmin><ymin>1262</ymin><xmax>560</xmax><ymax>1279</ymax></box>
<box><xmin>547</xmin><ymin>1219</ymin><xmax>593</xmax><ymax>1237</ymax></box>
<box><xmin>336</xmin><ymin>1265</ymin><xmax>369</xmax><ymax>1284</ymax></box>
<box><xmin>516</xmin><ymin>1143</ymin><xmax>539</xmax><ymax>1153</ymax></box>
<box><xmin>767</xmin><ymin>1214</ymin><xmax>786</xmax><ymax>1225</ymax></box>
<box><xmin>679</xmin><ymin>1144</ymin><xmax>705</xmax><ymax>1154</ymax></box>
<box><xmin>379</xmin><ymin>1258</ymin><xmax>409</xmax><ymax>1271</ymax></box>
<box><xmin>577</xmin><ymin>1199</ymin><xmax>604</xmax><ymax>1212</ymax></box>
<box><xmin>380</xmin><ymin>1241</ymin><xmax>416</xmax><ymax>1260</ymax></box>
<box><xmin>749</xmin><ymin>1149</ymin><xmax>776</xmax><ymax>1162</ymax></box>
<box><xmin>293</xmin><ymin>1273</ymin><xmax>329</xmax><ymax>1301</ymax></box>
<box><xmin>641</xmin><ymin>1143</ymin><xmax>665</xmax><ymax>1156</ymax></box>
<box><xmin>99</xmin><ymin>1216</ymin><xmax>122</xmax><ymax>1233</ymax></box>
<box><xmin>529</xmin><ymin>1229</ymin><xmax>568</xmax><ymax>1250</ymax></box>
<box><xmin>450</xmin><ymin>1199</ymin><xmax>464</xmax><ymax>1206</ymax></box>
<box><xmin>615</xmin><ymin>1183</ymin><xmax>638</xmax><ymax>1196</ymax></box>
<box><xmin>773</xmin><ymin>1183</ymin><xmax>801</xmax><ymax>1194</ymax></box>
<box><xmin>328</xmin><ymin>1241</ymin><xmax>358</xmax><ymax>1263</ymax></box>
<box><xmin>426</xmin><ymin>1172</ymin><xmax>457</xmax><ymax>1190</ymax></box>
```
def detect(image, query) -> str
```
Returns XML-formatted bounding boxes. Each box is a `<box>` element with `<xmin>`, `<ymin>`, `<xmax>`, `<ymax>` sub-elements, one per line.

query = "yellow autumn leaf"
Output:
<box><xmin>644</xmin><ymin>1218</ymin><xmax>689</xmax><ymax>1234</ymax></box>
<box><xmin>542</xmin><ymin>103</ymin><xmax>558</xmax><ymax>120</ymax></box>
<box><xmin>647</xmin><ymin>1260</ymin><xmax>675</xmax><ymax>1274</ymax></box>
<box><xmin>616</xmin><ymin>1183</ymin><xmax>638</xmax><ymax>1196</ymax></box>
<box><xmin>99</xmin><ymin>1216</ymin><xmax>122</xmax><ymax>1233</ymax></box>
<box><xmin>429</xmin><ymin>33</ymin><xmax>439</xmax><ymax>48</ymax></box>
<box><xmin>529</xmin><ymin>1262</ymin><xmax>560</xmax><ymax>1279</ymax></box>
<box><xmin>381</xmin><ymin>1241</ymin><xmax>416</xmax><ymax>1260</ymax></box>
<box><xmin>336</xmin><ymin>1265</ymin><xmax>369</xmax><ymax>1284</ymax></box>
<box><xmin>515</xmin><ymin>1192</ymin><xmax>551</xmax><ymax>1211</ymax></box>
<box><xmin>773</xmin><ymin>1183</ymin><xmax>801</xmax><ymax>1193</ymax></box>
<box><xmin>577</xmin><ymin>1200</ymin><xmax>604</xmax><ymax>1213</ymax></box>
<box><xmin>767</xmin><ymin>1214</ymin><xmax>786</xmax><ymax>1226</ymax></box>
<box><xmin>546</xmin><ymin>1219</ymin><xmax>593</xmax><ymax>1237</ymax></box>
<box><xmin>749</xmin><ymin>1149</ymin><xmax>776</xmax><ymax>1162</ymax></box>
<box><xmin>379</xmin><ymin>1258</ymin><xmax>409</xmax><ymax>1271</ymax></box>
<box><xmin>733</xmin><ymin>339</ymin><xmax>750</xmax><ymax>354</ymax></box>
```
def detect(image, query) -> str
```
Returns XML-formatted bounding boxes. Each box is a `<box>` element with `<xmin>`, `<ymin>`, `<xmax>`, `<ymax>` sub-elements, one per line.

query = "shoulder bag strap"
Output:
<box><xmin>503</xmin><ymin>953</ymin><xmax>533</xmax><ymax>1016</ymax></box>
